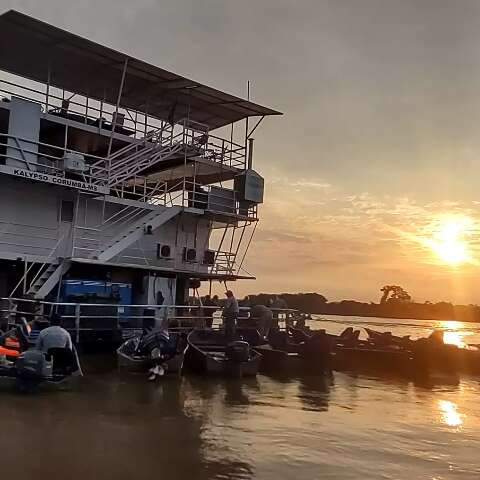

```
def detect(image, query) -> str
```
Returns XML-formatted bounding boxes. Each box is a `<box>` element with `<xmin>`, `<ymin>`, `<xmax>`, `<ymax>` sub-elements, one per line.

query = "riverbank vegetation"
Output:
<box><xmin>242</xmin><ymin>287</ymin><xmax>480</xmax><ymax>323</ymax></box>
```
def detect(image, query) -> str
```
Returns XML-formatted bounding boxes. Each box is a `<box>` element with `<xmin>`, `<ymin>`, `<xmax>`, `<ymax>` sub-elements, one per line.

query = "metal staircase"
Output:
<box><xmin>90</xmin><ymin>131</ymin><xmax>190</xmax><ymax>187</ymax></box>
<box><xmin>27</xmin><ymin>260</ymin><xmax>71</xmax><ymax>300</ymax></box>
<box><xmin>106</xmin><ymin>142</ymin><xmax>185</xmax><ymax>187</ymax></box>
<box><xmin>93</xmin><ymin>206</ymin><xmax>181</xmax><ymax>262</ymax></box>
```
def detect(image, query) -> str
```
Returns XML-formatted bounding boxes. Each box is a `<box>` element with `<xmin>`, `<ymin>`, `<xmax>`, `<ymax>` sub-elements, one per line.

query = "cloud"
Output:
<box><xmin>242</xmin><ymin>179</ymin><xmax>480</xmax><ymax>303</ymax></box>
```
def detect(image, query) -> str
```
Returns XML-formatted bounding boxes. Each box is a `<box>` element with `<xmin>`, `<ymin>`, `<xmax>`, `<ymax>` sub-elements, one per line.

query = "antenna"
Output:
<box><xmin>245</xmin><ymin>80</ymin><xmax>251</xmax><ymax>170</ymax></box>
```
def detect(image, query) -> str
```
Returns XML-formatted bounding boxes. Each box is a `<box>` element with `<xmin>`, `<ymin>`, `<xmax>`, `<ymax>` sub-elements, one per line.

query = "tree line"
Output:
<box><xmin>241</xmin><ymin>287</ymin><xmax>480</xmax><ymax>323</ymax></box>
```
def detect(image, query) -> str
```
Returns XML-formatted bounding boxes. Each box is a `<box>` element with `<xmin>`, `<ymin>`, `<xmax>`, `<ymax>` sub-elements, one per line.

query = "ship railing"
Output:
<box><xmin>0</xmin><ymin>219</ymin><xmax>61</xmax><ymax>259</ymax></box>
<box><xmin>72</xmin><ymin>178</ymin><xmax>257</xmax><ymax>261</ymax></box>
<box><xmin>0</xmin><ymin>77</ymin><xmax>173</xmax><ymax>142</ymax></box>
<box><xmin>0</xmin><ymin>77</ymin><xmax>247</xmax><ymax>172</ymax></box>
<box><xmin>9</xmin><ymin>229</ymin><xmax>70</xmax><ymax>298</ymax></box>
<box><xmin>0</xmin><ymin>132</ymin><xmax>250</xmax><ymax>210</ymax></box>
<box><xmin>0</xmin><ymin>133</ymin><xmax>109</xmax><ymax>180</ymax></box>
<box><xmin>116</xmin><ymin>176</ymin><xmax>254</xmax><ymax>215</ymax></box>
<box><xmin>96</xmin><ymin>121</ymin><xmax>246</xmax><ymax>185</ymax></box>
<box><xmin>177</xmin><ymin>118</ymin><xmax>246</xmax><ymax>169</ymax></box>
<box><xmin>0</xmin><ymin>297</ymin><xmax>299</xmax><ymax>343</ymax></box>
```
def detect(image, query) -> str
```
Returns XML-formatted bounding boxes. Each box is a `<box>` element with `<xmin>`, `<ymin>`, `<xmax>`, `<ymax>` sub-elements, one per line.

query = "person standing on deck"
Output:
<box><xmin>223</xmin><ymin>290</ymin><xmax>239</xmax><ymax>340</ymax></box>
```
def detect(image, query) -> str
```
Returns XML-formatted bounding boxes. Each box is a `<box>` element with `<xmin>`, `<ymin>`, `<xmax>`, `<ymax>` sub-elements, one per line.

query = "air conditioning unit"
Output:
<box><xmin>183</xmin><ymin>247</ymin><xmax>197</xmax><ymax>262</ymax></box>
<box><xmin>203</xmin><ymin>250</ymin><xmax>215</xmax><ymax>265</ymax></box>
<box><xmin>157</xmin><ymin>244</ymin><xmax>171</xmax><ymax>259</ymax></box>
<box><xmin>62</xmin><ymin>152</ymin><xmax>87</xmax><ymax>173</ymax></box>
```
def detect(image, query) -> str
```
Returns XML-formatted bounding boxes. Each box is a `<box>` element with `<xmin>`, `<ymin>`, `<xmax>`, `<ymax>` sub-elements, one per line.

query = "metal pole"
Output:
<box><xmin>107</xmin><ymin>58</ymin><xmax>129</xmax><ymax>161</ymax></box>
<box><xmin>247</xmin><ymin>116</ymin><xmax>265</xmax><ymax>139</ymax></box>
<box><xmin>238</xmin><ymin>221</ymin><xmax>258</xmax><ymax>273</ymax></box>
<box><xmin>247</xmin><ymin>138</ymin><xmax>254</xmax><ymax>170</ymax></box>
<box><xmin>23</xmin><ymin>259</ymin><xmax>27</xmax><ymax>295</ymax></box>
<box><xmin>46</xmin><ymin>62</ymin><xmax>51</xmax><ymax>112</ymax></box>
<box><xmin>75</xmin><ymin>304</ymin><xmax>81</xmax><ymax>344</ymax></box>
<box><xmin>99</xmin><ymin>90</ymin><xmax>105</xmax><ymax>131</ymax></box>
<box><xmin>229</xmin><ymin>123</ymin><xmax>234</xmax><ymax>166</ymax></box>
<box><xmin>244</xmin><ymin>81</ymin><xmax>250</xmax><ymax>171</ymax></box>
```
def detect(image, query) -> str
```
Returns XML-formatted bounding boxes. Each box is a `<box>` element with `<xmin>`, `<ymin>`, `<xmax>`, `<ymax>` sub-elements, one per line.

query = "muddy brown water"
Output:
<box><xmin>1</xmin><ymin>316</ymin><xmax>480</xmax><ymax>479</ymax></box>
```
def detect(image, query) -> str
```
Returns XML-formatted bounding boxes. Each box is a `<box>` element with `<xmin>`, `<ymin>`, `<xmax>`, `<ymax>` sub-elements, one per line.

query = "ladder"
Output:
<box><xmin>26</xmin><ymin>260</ymin><xmax>71</xmax><ymax>300</ymax></box>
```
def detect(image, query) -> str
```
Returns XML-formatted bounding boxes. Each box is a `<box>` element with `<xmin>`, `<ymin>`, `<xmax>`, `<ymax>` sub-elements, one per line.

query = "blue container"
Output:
<box><xmin>60</xmin><ymin>280</ymin><xmax>132</xmax><ymax>317</ymax></box>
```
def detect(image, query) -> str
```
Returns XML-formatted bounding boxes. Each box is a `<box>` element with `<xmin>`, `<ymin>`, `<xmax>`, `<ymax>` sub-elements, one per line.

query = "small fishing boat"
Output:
<box><xmin>256</xmin><ymin>328</ymin><xmax>333</xmax><ymax>375</ymax></box>
<box><xmin>329</xmin><ymin>328</ymin><xmax>467</xmax><ymax>377</ymax></box>
<box><xmin>186</xmin><ymin>329</ymin><xmax>262</xmax><ymax>377</ymax></box>
<box><xmin>363</xmin><ymin>328</ymin><xmax>480</xmax><ymax>375</ymax></box>
<box><xmin>0</xmin><ymin>346</ymin><xmax>83</xmax><ymax>393</ymax></box>
<box><xmin>364</xmin><ymin>328</ymin><xmax>411</xmax><ymax>346</ymax></box>
<box><xmin>333</xmin><ymin>344</ymin><xmax>417</xmax><ymax>376</ymax></box>
<box><xmin>117</xmin><ymin>329</ymin><xmax>187</xmax><ymax>375</ymax></box>
<box><xmin>0</xmin><ymin>319</ymin><xmax>82</xmax><ymax>392</ymax></box>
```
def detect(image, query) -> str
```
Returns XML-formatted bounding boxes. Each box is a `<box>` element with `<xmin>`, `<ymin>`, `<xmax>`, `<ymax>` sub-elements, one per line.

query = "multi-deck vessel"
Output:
<box><xmin>0</xmin><ymin>10</ymin><xmax>281</xmax><ymax>346</ymax></box>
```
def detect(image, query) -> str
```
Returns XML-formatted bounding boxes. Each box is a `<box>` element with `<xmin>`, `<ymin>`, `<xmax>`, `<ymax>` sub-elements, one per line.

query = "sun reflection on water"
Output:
<box><xmin>442</xmin><ymin>331</ymin><xmax>467</xmax><ymax>348</ymax></box>
<box><xmin>436</xmin><ymin>321</ymin><xmax>471</xmax><ymax>349</ymax></box>
<box><xmin>438</xmin><ymin>400</ymin><xmax>464</xmax><ymax>428</ymax></box>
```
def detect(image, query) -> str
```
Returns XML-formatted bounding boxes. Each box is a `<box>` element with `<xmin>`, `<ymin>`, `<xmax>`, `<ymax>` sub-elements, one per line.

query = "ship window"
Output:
<box><xmin>61</xmin><ymin>200</ymin><xmax>74</xmax><ymax>222</ymax></box>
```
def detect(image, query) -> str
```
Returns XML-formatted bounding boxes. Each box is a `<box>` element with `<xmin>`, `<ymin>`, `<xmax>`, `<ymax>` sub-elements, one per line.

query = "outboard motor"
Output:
<box><xmin>16</xmin><ymin>350</ymin><xmax>52</xmax><ymax>379</ymax></box>
<box><xmin>15</xmin><ymin>350</ymin><xmax>53</xmax><ymax>393</ymax></box>
<box><xmin>138</xmin><ymin>330</ymin><xmax>175</xmax><ymax>362</ymax></box>
<box><xmin>226</xmin><ymin>340</ymin><xmax>250</xmax><ymax>362</ymax></box>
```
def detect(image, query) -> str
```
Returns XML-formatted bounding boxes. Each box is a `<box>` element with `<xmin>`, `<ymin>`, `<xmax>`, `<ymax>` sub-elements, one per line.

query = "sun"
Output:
<box><xmin>426</xmin><ymin>216</ymin><xmax>473</xmax><ymax>266</ymax></box>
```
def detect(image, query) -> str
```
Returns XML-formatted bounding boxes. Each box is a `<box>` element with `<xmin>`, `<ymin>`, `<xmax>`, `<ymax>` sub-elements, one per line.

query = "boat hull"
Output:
<box><xmin>116</xmin><ymin>333</ymin><xmax>187</xmax><ymax>375</ymax></box>
<box><xmin>256</xmin><ymin>344</ymin><xmax>332</xmax><ymax>375</ymax></box>
<box><xmin>117</xmin><ymin>350</ymin><xmax>185</xmax><ymax>374</ymax></box>
<box><xmin>186</xmin><ymin>329</ymin><xmax>261</xmax><ymax>378</ymax></box>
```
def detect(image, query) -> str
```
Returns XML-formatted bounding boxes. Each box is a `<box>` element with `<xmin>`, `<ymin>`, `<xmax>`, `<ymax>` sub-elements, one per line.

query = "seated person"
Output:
<box><xmin>36</xmin><ymin>314</ymin><xmax>72</xmax><ymax>353</ymax></box>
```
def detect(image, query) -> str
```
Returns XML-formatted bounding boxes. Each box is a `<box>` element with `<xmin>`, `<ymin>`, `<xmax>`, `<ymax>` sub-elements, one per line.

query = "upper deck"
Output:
<box><xmin>0</xmin><ymin>10</ymin><xmax>281</xmax><ymax>291</ymax></box>
<box><xmin>0</xmin><ymin>10</ymin><xmax>280</xmax><ymax>219</ymax></box>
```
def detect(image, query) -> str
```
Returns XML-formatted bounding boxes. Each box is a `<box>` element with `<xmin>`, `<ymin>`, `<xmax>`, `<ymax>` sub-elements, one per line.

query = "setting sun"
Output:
<box><xmin>426</xmin><ymin>216</ymin><xmax>474</xmax><ymax>266</ymax></box>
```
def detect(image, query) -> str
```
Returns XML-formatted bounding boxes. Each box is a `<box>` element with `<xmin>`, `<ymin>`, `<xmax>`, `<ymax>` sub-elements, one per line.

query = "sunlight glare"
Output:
<box><xmin>442</xmin><ymin>331</ymin><xmax>467</xmax><ymax>349</ymax></box>
<box><xmin>426</xmin><ymin>215</ymin><xmax>474</xmax><ymax>266</ymax></box>
<box><xmin>438</xmin><ymin>400</ymin><xmax>464</xmax><ymax>428</ymax></box>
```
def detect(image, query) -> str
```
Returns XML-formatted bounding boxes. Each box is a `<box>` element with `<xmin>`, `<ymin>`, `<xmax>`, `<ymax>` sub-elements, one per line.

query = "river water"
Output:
<box><xmin>2</xmin><ymin>315</ymin><xmax>480</xmax><ymax>480</ymax></box>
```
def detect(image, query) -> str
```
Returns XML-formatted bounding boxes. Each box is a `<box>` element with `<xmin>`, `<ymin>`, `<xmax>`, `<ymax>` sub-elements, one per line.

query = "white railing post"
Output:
<box><xmin>75</xmin><ymin>304</ymin><xmax>81</xmax><ymax>344</ymax></box>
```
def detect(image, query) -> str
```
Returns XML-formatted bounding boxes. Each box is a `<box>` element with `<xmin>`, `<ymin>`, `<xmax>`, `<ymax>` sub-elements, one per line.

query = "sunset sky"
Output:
<box><xmin>4</xmin><ymin>0</ymin><xmax>480</xmax><ymax>303</ymax></box>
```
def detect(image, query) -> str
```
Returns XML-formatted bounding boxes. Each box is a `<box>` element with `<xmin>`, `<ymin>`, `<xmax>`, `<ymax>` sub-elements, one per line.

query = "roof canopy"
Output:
<box><xmin>0</xmin><ymin>10</ymin><xmax>281</xmax><ymax>130</ymax></box>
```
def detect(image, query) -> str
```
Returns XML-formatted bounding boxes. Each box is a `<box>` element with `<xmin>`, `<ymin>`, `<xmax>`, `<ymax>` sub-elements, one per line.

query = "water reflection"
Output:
<box><xmin>1</xmin><ymin>352</ymin><xmax>480</xmax><ymax>480</ymax></box>
<box><xmin>224</xmin><ymin>378</ymin><xmax>257</xmax><ymax>406</ymax></box>
<box><xmin>438</xmin><ymin>399</ymin><xmax>464</xmax><ymax>428</ymax></box>
<box><xmin>442</xmin><ymin>330</ymin><xmax>467</xmax><ymax>348</ymax></box>
<box><xmin>297</xmin><ymin>374</ymin><xmax>332</xmax><ymax>412</ymax></box>
<box><xmin>435</xmin><ymin>320</ymin><xmax>475</xmax><ymax>349</ymax></box>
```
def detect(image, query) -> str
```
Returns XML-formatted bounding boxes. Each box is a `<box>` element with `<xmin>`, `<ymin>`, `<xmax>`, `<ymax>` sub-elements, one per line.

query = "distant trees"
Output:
<box><xmin>241</xmin><ymin>288</ymin><xmax>480</xmax><ymax>323</ymax></box>
<box><xmin>242</xmin><ymin>293</ymin><xmax>327</xmax><ymax>312</ymax></box>
<box><xmin>380</xmin><ymin>285</ymin><xmax>411</xmax><ymax>304</ymax></box>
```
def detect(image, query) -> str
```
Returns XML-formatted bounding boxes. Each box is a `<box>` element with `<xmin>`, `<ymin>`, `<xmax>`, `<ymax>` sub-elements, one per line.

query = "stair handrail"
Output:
<box><xmin>108</xmin><ymin>142</ymin><xmax>185</xmax><ymax>187</ymax></box>
<box><xmin>90</xmin><ymin>128</ymin><xmax>161</xmax><ymax>169</ymax></box>
<box><xmin>9</xmin><ymin>230</ymin><xmax>69</xmax><ymax>298</ymax></box>
<box><xmin>89</xmin><ymin>205</ymin><xmax>163</xmax><ymax>258</ymax></box>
